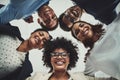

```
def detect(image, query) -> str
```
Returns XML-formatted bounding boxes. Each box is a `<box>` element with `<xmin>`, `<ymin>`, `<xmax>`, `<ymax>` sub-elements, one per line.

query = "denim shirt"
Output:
<box><xmin>0</xmin><ymin>0</ymin><xmax>49</xmax><ymax>23</ymax></box>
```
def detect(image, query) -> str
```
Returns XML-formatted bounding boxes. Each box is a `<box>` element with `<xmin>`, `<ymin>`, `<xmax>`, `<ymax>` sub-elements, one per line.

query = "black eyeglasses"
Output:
<box><xmin>50</xmin><ymin>52</ymin><xmax>69</xmax><ymax>58</ymax></box>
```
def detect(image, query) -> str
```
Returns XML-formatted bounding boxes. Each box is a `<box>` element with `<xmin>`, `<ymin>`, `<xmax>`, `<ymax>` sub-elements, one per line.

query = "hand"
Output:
<box><xmin>24</xmin><ymin>16</ymin><xmax>34</xmax><ymax>23</ymax></box>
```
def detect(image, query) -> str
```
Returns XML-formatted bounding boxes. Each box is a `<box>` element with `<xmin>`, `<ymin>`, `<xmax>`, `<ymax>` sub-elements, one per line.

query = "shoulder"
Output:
<box><xmin>70</xmin><ymin>72</ymin><xmax>88</xmax><ymax>80</ymax></box>
<box><xmin>26</xmin><ymin>72</ymin><xmax>43</xmax><ymax>80</ymax></box>
<box><xmin>26</xmin><ymin>72</ymin><xmax>52</xmax><ymax>80</ymax></box>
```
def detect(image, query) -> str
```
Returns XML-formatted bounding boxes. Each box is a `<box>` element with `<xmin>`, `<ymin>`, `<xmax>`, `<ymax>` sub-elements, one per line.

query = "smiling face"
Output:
<box><xmin>71</xmin><ymin>21</ymin><xmax>93</xmax><ymax>42</ymax></box>
<box><xmin>28</xmin><ymin>31</ymin><xmax>50</xmax><ymax>49</ymax></box>
<box><xmin>51</xmin><ymin>48</ymin><xmax>70</xmax><ymax>72</ymax></box>
<box><xmin>62</xmin><ymin>5</ymin><xmax>83</xmax><ymax>28</ymax></box>
<box><xmin>38</xmin><ymin>5</ymin><xmax>58</xmax><ymax>29</ymax></box>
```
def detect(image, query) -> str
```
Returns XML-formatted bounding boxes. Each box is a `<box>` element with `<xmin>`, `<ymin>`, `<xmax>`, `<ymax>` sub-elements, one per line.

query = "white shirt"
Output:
<box><xmin>88</xmin><ymin>13</ymin><xmax>120</xmax><ymax>80</ymax></box>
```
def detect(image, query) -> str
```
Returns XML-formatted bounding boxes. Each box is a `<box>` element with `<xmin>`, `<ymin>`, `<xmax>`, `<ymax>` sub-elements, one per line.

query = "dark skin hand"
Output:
<box><xmin>24</xmin><ymin>15</ymin><xmax>34</xmax><ymax>23</ymax></box>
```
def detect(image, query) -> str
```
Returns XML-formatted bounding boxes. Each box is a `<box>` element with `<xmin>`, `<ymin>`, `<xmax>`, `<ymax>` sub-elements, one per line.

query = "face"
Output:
<box><xmin>50</xmin><ymin>48</ymin><xmax>70</xmax><ymax>72</ymax></box>
<box><xmin>29</xmin><ymin>31</ymin><xmax>50</xmax><ymax>49</ymax></box>
<box><xmin>62</xmin><ymin>5</ymin><xmax>82</xmax><ymax>28</ymax></box>
<box><xmin>72</xmin><ymin>21</ymin><xmax>93</xmax><ymax>42</ymax></box>
<box><xmin>38</xmin><ymin>5</ymin><xmax>57</xmax><ymax>29</ymax></box>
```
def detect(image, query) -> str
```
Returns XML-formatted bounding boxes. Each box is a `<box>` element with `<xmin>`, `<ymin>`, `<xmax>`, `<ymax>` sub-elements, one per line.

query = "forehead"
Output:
<box><xmin>54</xmin><ymin>48</ymin><xmax>67</xmax><ymax>52</ymax></box>
<box><xmin>38</xmin><ymin>5</ymin><xmax>53</xmax><ymax>13</ymax></box>
<box><xmin>33</xmin><ymin>31</ymin><xmax>49</xmax><ymax>37</ymax></box>
<box><xmin>74</xmin><ymin>21</ymin><xmax>91</xmax><ymax>26</ymax></box>
<box><xmin>66</xmin><ymin>5</ymin><xmax>81</xmax><ymax>11</ymax></box>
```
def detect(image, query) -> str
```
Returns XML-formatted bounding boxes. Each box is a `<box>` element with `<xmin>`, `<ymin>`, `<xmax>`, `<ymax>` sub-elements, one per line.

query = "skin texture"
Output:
<box><xmin>37</xmin><ymin>5</ymin><xmax>58</xmax><ymax>30</ymax></box>
<box><xmin>72</xmin><ymin>21</ymin><xmax>93</xmax><ymax>42</ymax></box>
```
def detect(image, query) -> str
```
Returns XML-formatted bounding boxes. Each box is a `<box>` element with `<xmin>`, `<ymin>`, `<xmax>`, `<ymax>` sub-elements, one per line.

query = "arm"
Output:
<box><xmin>0</xmin><ymin>23</ymin><xmax>24</xmax><ymax>41</ymax></box>
<box><xmin>0</xmin><ymin>4</ymin><xmax>17</xmax><ymax>24</ymax></box>
<box><xmin>0</xmin><ymin>23</ymin><xmax>18</xmax><ymax>35</ymax></box>
<box><xmin>0</xmin><ymin>0</ymin><xmax>26</xmax><ymax>24</ymax></box>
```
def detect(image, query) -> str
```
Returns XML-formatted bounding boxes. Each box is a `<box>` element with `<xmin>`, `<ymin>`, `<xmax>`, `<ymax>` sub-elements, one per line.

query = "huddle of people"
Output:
<box><xmin>0</xmin><ymin>0</ymin><xmax>120</xmax><ymax>80</ymax></box>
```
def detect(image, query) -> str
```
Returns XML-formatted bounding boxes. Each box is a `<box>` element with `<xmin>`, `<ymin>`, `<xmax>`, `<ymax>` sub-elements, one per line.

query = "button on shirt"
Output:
<box><xmin>0</xmin><ymin>0</ymin><xmax>49</xmax><ymax>23</ymax></box>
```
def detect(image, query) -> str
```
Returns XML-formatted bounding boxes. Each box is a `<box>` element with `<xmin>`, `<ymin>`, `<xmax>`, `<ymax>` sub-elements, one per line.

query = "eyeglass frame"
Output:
<box><xmin>50</xmin><ymin>52</ymin><xmax>70</xmax><ymax>58</ymax></box>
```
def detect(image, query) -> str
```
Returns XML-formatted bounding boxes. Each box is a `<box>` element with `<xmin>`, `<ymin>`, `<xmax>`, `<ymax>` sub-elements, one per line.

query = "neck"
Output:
<box><xmin>17</xmin><ymin>40</ymin><xmax>32</xmax><ymax>52</ymax></box>
<box><xmin>50</xmin><ymin>71</ymin><xmax>69</xmax><ymax>80</ymax></box>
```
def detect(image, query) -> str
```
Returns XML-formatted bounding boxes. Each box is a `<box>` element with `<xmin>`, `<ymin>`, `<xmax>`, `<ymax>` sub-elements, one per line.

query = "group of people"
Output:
<box><xmin>0</xmin><ymin>0</ymin><xmax>120</xmax><ymax>80</ymax></box>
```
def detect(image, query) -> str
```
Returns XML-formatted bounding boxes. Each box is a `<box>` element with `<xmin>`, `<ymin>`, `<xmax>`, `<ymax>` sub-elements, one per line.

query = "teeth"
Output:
<box><xmin>83</xmin><ymin>28</ymin><xmax>89</xmax><ymax>35</ymax></box>
<box><xmin>35</xmin><ymin>37</ymin><xmax>39</xmax><ymax>43</ymax></box>
<box><xmin>84</xmin><ymin>30</ymin><xmax>88</xmax><ymax>35</ymax></box>
<box><xmin>56</xmin><ymin>62</ymin><xmax>63</xmax><ymax>65</ymax></box>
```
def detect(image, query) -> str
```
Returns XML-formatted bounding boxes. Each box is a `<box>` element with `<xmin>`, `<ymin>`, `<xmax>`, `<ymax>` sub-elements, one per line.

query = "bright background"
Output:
<box><xmin>2</xmin><ymin>0</ymin><xmax>119</xmax><ymax>75</ymax></box>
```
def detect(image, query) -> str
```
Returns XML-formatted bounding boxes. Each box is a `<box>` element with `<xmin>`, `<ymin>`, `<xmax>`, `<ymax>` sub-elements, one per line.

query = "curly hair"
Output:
<box><xmin>42</xmin><ymin>37</ymin><xmax>79</xmax><ymax>72</ymax></box>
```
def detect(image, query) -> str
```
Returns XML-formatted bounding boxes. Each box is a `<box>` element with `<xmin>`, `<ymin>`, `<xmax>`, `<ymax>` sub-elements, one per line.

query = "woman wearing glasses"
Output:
<box><xmin>26</xmin><ymin>37</ymin><xmax>115</xmax><ymax>80</ymax></box>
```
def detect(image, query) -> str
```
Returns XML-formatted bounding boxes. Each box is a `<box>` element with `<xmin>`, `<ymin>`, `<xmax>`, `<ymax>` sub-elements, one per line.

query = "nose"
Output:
<box><xmin>78</xmin><ymin>27</ymin><xmax>83</xmax><ymax>32</ymax></box>
<box><xmin>38</xmin><ymin>36</ymin><xmax>45</xmax><ymax>43</ymax></box>
<box><xmin>45</xmin><ymin>12</ymin><xmax>53</xmax><ymax>18</ymax></box>
<box><xmin>56</xmin><ymin>55</ymin><xmax>63</xmax><ymax>59</ymax></box>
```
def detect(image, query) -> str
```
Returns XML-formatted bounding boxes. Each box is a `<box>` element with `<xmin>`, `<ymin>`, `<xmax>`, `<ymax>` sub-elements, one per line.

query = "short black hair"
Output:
<box><xmin>59</xmin><ymin>13</ymin><xmax>72</xmax><ymax>31</ymax></box>
<box><xmin>42</xmin><ymin>37</ymin><xmax>79</xmax><ymax>72</ymax></box>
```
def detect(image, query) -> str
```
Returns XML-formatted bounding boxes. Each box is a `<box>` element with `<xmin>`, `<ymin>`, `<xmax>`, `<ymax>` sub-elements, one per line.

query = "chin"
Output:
<box><xmin>55</xmin><ymin>69</ymin><xmax>66</xmax><ymax>72</ymax></box>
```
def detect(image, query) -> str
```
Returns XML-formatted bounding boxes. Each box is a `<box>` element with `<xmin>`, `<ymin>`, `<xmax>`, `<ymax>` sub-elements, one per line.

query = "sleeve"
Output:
<box><xmin>89</xmin><ymin>13</ymin><xmax>120</xmax><ymax>80</ymax></box>
<box><xmin>84</xmin><ymin>59</ymin><xmax>97</xmax><ymax>76</ymax></box>
<box><xmin>0</xmin><ymin>4</ymin><xmax>17</xmax><ymax>24</ymax></box>
<box><xmin>25</xmin><ymin>72</ymin><xmax>44</xmax><ymax>80</ymax></box>
<box><xmin>86</xmin><ymin>76</ymin><xmax>117</xmax><ymax>80</ymax></box>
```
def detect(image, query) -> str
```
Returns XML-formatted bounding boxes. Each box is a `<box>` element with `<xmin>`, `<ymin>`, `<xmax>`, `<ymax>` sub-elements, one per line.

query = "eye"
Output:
<box><xmin>52</xmin><ymin>15</ymin><xmax>57</xmax><ymax>20</ymax></box>
<box><xmin>62</xmin><ymin>53</ymin><xmax>67</xmax><ymax>57</ymax></box>
<box><xmin>42</xmin><ymin>38</ymin><xmax>47</xmax><ymax>43</ymax></box>
<box><xmin>79</xmin><ymin>23</ymin><xmax>84</xmax><ymax>27</ymax></box>
<box><xmin>39</xmin><ymin>32</ymin><xmax>44</xmax><ymax>36</ymax></box>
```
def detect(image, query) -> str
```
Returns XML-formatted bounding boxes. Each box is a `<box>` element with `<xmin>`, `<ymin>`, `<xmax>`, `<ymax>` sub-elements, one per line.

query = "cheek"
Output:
<box><xmin>29</xmin><ymin>38</ymin><xmax>35</xmax><ymax>45</ymax></box>
<box><xmin>50</xmin><ymin>58</ymin><xmax>55</xmax><ymax>67</ymax></box>
<box><xmin>66</xmin><ymin>58</ymin><xmax>70</xmax><ymax>65</ymax></box>
<box><xmin>88</xmin><ymin>30</ymin><xmax>93</xmax><ymax>38</ymax></box>
<box><xmin>38</xmin><ymin>42</ymin><xmax>44</xmax><ymax>48</ymax></box>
